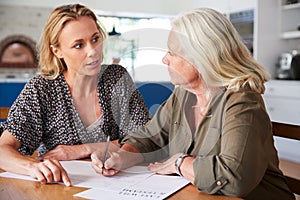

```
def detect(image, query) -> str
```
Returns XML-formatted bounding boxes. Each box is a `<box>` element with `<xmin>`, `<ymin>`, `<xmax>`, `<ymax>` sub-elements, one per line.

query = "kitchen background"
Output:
<box><xmin>0</xmin><ymin>1</ymin><xmax>299</xmax><ymax>198</ymax></box>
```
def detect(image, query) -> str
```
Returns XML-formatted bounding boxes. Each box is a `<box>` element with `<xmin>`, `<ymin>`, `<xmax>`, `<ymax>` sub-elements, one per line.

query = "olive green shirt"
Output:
<box><xmin>121</xmin><ymin>86</ymin><xmax>294</xmax><ymax>200</ymax></box>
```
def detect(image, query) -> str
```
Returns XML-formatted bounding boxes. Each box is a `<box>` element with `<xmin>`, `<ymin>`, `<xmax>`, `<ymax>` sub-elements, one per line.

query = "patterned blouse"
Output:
<box><xmin>1</xmin><ymin>64</ymin><xmax>150</xmax><ymax>155</ymax></box>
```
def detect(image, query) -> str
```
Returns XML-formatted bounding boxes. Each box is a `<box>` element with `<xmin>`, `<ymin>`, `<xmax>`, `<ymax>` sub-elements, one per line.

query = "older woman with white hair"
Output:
<box><xmin>91</xmin><ymin>8</ymin><xmax>295</xmax><ymax>200</ymax></box>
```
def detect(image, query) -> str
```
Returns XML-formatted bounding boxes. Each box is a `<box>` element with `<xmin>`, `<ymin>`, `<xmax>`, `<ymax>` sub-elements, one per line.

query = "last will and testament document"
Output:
<box><xmin>0</xmin><ymin>160</ymin><xmax>189</xmax><ymax>200</ymax></box>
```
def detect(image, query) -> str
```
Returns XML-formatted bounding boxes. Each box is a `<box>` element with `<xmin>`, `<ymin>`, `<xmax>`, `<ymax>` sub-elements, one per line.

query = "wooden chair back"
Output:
<box><xmin>272</xmin><ymin>122</ymin><xmax>300</xmax><ymax>195</ymax></box>
<box><xmin>0</xmin><ymin>107</ymin><xmax>10</xmax><ymax>121</ymax></box>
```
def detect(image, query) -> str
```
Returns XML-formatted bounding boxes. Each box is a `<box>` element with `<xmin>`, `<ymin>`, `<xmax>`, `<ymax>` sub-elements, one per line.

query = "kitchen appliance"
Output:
<box><xmin>276</xmin><ymin>50</ymin><xmax>300</xmax><ymax>80</ymax></box>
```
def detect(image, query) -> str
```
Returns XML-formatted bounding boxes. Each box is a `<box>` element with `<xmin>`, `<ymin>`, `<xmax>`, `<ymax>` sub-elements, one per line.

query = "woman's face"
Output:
<box><xmin>162</xmin><ymin>31</ymin><xmax>200</xmax><ymax>88</ymax></box>
<box><xmin>51</xmin><ymin>16</ymin><xmax>103</xmax><ymax>76</ymax></box>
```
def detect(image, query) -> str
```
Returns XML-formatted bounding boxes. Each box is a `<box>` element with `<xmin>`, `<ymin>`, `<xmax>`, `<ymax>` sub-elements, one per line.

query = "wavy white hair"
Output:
<box><xmin>170</xmin><ymin>8</ymin><xmax>270</xmax><ymax>94</ymax></box>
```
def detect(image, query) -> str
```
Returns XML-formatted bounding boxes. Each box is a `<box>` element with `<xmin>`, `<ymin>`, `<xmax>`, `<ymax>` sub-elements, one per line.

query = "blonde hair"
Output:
<box><xmin>171</xmin><ymin>8</ymin><xmax>270</xmax><ymax>94</ymax></box>
<box><xmin>38</xmin><ymin>4</ymin><xmax>107</xmax><ymax>80</ymax></box>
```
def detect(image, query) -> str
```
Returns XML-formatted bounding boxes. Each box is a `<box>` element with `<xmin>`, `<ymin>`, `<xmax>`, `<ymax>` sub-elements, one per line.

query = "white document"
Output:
<box><xmin>0</xmin><ymin>160</ymin><xmax>190</xmax><ymax>199</ymax></box>
<box><xmin>60</xmin><ymin>160</ymin><xmax>153</xmax><ymax>191</ymax></box>
<box><xmin>74</xmin><ymin>174</ymin><xmax>190</xmax><ymax>200</ymax></box>
<box><xmin>0</xmin><ymin>172</ymin><xmax>38</xmax><ymax>182</ymax></box>
<box><xmin>0</xmin><ymin>160</ymin><xmax>153</xmax><ymax>191</ymax></box>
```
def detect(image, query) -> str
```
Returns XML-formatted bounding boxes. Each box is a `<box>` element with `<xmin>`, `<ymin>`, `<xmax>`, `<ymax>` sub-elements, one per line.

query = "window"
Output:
<box><xmin>98</xmin><ymin>15</ymin><xmax>172</xmax><ymax>81</ymax></box>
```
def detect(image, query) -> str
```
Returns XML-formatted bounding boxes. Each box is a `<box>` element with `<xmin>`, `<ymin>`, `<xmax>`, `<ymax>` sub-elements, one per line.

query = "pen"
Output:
<box><xmin>102</xmin><ymin>135</ymin><xmax>110</xmax><ymax>174</ymax></box>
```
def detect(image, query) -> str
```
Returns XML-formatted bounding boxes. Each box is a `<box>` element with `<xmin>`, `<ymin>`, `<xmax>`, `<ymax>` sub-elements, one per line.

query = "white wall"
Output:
<box><xmin>0</xmin><ymin>0</ymin><xmax>189</xmax><ymax>16</ymax></box>
<box><xmin>0</xmin><ymin>5</ymin><xmax>51</xmax><ymax>42</ymax></box>
<box><xmin>0</xmin><ymin>0</ymin><xmax>255</xmax><ymax>16</ymax></box>
<box><xmin>191</xmin><ymin>0</ymin><xmax>255</xmax><ymax>14</ymax></box>
<box><xmin>0</xmin><ymin>0</ymin><xmax>177</xmax><ymax>43</ymax></box>
<box><xmin>254</xmin><ymin>0</ymin><xmax>282</xmax><ymax>78</ymax></box>
<box><xmin>0</xmin><ymin>0</ymin><xmax>256</xmax><ymax>44</ymax></box>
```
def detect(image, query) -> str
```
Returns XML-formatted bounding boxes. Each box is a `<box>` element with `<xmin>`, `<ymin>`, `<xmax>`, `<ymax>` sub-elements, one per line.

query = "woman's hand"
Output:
<box><xmin>91</xmin><ymin>144</ymin><xmax>144</xmax><ymax>176</ymax></box>
<box><xmin>0</xmin><ymin>130</ymin><xmax>69</xmax><ymax>186</ymax></box>
<box><xmin>37</xmin><ymin>144</ymin><xmax>89</xmax><ymax>161</ymax></box>
<box><xmin>38</xmin><ymin>140</ymin><xmax>121</xmax><ymax>161</ymax></box>
<box><xmin>149</xmin><ymin>153</ymin><xmax>195</xmax><ymax>183</ymax></box>
<box><xmin>148</xmin><ymin>153</ymin><xmax>182</xmax><ymax>175</ymax></box>
<box><xmin>91</xmin><ymin>151</ymin><xmax>120</xmax><ymax>176</ymax></box>
<box><xmin>29</xmin><ymin>159</ymin><xmax>71</xmax><ymax>186</ymax></box>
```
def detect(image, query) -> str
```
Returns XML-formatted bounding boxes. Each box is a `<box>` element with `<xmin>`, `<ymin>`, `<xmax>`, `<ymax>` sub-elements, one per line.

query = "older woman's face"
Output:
<box><xmin>162</xmin><ymin>31</ymin><xmax>200</xmax><ymax>88</ymax></box>
<box><xmin>51</xmin><ymin>16</ymin><xmax>103</xmax><ymax>76</ymax></box>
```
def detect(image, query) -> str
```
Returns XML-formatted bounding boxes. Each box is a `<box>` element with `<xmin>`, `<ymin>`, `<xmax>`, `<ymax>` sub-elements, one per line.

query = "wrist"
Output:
<box><xmin>175</xmin><ymin>154</ymin><xmax>190</xmax><ymax>176</ymax></box>
<box><xmin>81</xmin><ymin>144</ymin><xmax>92</xmax><ymax>158</ymax></box>
<box><xmin>121</xmin><ymin>143</ymin><xmax>141</xmax><ymax>153</ymax></box>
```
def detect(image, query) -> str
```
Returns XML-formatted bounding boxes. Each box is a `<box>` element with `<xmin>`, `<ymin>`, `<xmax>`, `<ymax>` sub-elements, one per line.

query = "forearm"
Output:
<box><xmin>75</xmin><ymin>144</ymin><xmax>93</xmax><ymax>159</ymax></box>
<box><xmin>39</xmin><ymin>139</ymin><xmax>120</xmax><ymax>161</ymax></box>
<box><xmin>179</xmin><ymin>156</ymin><xmax>195</xmax><ymax>182</ymax></box>
<box><xmin>118</xmin><ymin>143</ymin><xmax>144</xmax><ymax>168</ymax></box>
<box><xmin>0</xmin><ymin>144</ymin><xmax>39</xmax><ymax>175</ymax></box>
<box><xmin>121</xmin><ymin>143</ymin><xmax>141</xmax><ymax>153</ymax></box>
<box><xmin>98</xmin><ymin>143</ymin><xmax>144</xmax><ymax>174</ymax></box>
<box><xmin>86</xmin><ymin>139</ymin><xmax>120</xmax><ymax>156</ymax></box>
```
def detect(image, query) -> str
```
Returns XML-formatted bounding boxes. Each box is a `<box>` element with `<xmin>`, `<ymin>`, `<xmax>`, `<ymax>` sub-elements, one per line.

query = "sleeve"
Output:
<box><xmin>0</xmin><ymin>122</ymin><xmax>5</xmax><ymax>135</ymax></box>
<box><xmin>121</xmin><ymin>88</ymin><xmax>182</xmax><ymax>163</ymax></box>
<box><xmin>110</xmin><ymin>65</ymin><xmax>151</xmax><ymax>140</ymax></box>
<box><xmin>4</xmin><ymin>77</ymin><xmax>46</xmax><ymax>155</ymax></box>
<box><xmin>193</xmin><ymin>91</ymin><xmax>272</xmax><ymax>197</ymax></box>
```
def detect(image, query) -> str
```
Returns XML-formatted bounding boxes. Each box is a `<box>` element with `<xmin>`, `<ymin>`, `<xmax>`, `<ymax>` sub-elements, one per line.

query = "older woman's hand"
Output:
<box><xmin>91</xmin><ymin>150</ymin><xmax>105</xmax><ymax>174</ymax></box>
<box><xmin>149</xmin><ymin>153</ymin><xmax>195</xmax><ymax>183</ymax></box>
<box><xmin>148</xmin><ymin>153</ymin><xmax>183</xmax><ymax>175</ymax></box>
<box><xmin>91</xmin><ymin>145</ymin><xmax>144</xmax><ymax>176</ymax></box>
<box><xmin>91</xmin><ymin>150</ymin><xmax>120</xmax><ymax>176</ymax></box>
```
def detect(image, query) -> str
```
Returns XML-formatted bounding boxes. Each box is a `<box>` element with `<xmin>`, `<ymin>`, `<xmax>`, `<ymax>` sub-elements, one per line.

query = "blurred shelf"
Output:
<box><xmin>281</xmin><ymin>31</ymin><xmax>300</xmax><ymax>39</ymax></box>
<box><xmin>282</xmin><ymin>2</ymin><xmax>300</xmax><ymax>10</ymax></box>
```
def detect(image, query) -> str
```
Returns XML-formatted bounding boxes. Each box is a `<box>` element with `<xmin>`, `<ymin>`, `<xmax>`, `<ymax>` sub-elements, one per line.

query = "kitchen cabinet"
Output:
<box><xmin>255</xmin><ymin>0</ymin><xmax>300</xmax><ymax>79</ymax></box>
<box><xmin>263</xmin><ymin>80</ymin><xmax>300</xmax><ymax>125</ymax></box>
<box><xmin>280</xmin><ymin>1</ymin><xmax>300</xmax><ymax>39</ymax></box>
<box><xmin>263</xmin><ymin>80</ymin><xmax>300</xmax><ymax>163</ymax></box>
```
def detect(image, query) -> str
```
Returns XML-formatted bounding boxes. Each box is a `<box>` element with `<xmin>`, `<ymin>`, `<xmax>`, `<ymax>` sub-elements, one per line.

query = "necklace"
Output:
<box><xmin>192</xmin><ymin>105</ymin><xmax>207</xmax><ymax>116</ymax></box>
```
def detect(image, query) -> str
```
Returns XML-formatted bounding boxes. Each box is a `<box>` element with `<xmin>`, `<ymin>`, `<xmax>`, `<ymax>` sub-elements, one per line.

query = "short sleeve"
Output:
<box><xmin>5</xmin><ymin>77</ymin><xmax>46</xmax><ymax>155</ymax></box>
